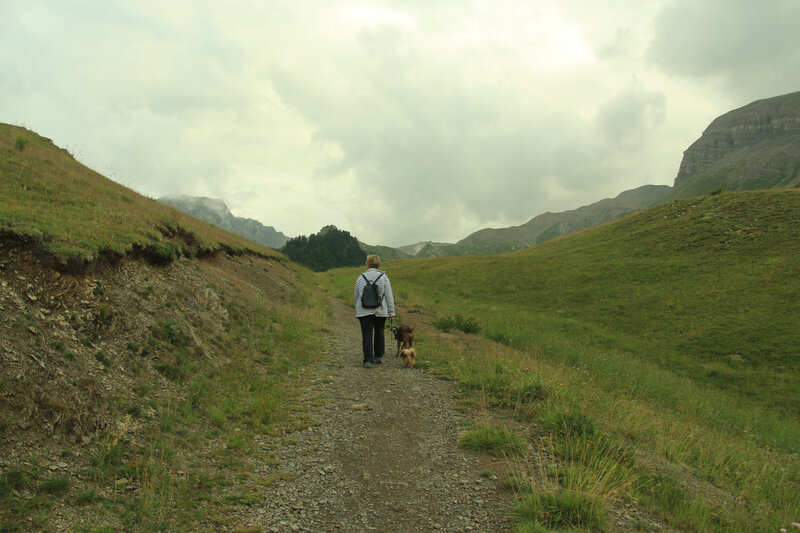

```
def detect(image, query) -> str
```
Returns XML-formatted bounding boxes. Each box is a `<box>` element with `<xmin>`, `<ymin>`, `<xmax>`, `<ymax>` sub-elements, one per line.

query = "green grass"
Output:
<box><xmin>458</xmin><ymin>425</ymin><xmax>527</xmax><ymax>457</ymax></box>
<box><xmin>39</xmin><ymin>476</ymin><xmax>70</xmax><ymax>494</ymax></box>
<box><xmin>319</xmin><ymin>189</ymin><xmax>800</xmax><ymax>532</ymax></box>
<box><xmin>514</xmin><ymin>490</ymin><xmax>607</xmax><ymax>532</ymax></box>
<box><xmin>432</xmin><ymin>313</ymin><xmax>481</xmax><ymax>334</ymax></box>
<box><xmin>0</xmin><ymin>123</ymin><xmax>331</xmax><ymax>529</ymax></box>
<box><xmin>0</xmin><ymin>278</ymin><xmax>330</xmax><ymax>531</ymax></box>
<box><xmin>0</xmin><ymin>123</ymin><xmax>284</xmax><ymax>268</ymax></box>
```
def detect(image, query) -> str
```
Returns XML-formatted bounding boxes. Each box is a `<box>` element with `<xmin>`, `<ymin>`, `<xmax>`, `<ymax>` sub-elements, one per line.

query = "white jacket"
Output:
<box><xmin>353</xmin><ymin>268</ymin><xmax>395</xmax><ymax>318</ymax></box>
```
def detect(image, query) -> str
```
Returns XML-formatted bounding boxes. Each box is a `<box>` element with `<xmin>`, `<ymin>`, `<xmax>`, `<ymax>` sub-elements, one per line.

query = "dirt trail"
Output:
<box><xmin>252</xmin><ymin>298</ymin><xmax>513</xmax><ymax>532</ymax></box>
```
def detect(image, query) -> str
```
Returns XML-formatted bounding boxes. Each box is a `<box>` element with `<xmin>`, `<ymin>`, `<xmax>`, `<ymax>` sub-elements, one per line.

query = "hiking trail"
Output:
<box><xmin>249</xmin><ymin>298</ymin><xmax>513</xmax><ymax>532</ymax></box>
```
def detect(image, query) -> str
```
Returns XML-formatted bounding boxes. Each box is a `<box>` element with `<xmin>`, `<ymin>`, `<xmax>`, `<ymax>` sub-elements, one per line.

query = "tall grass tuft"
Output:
<box><xmin>458</xmin><ymin>425</ymin><xmax>527</xmax><ymax>457</ymax></box>
<box><xmin>514</xmin><ymin>489</ymin><xmax>607</xmax><ymax>532</ymax></box>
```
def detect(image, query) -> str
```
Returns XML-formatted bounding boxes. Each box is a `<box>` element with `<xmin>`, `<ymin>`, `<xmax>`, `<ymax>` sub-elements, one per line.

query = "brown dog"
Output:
<box><xmin>394</xmin><ymin>324</ymin><xmax>415</xmax><ymax>356</ymax></box>
<box><xmin>399</xmin><ymin>347</ymin><xmax>417</xmax><ymax>369</ymax></box>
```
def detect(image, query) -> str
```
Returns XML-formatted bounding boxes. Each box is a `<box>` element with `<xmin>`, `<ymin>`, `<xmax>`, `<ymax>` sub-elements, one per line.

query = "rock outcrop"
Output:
<box><xmin>672</xmin><ymin>91</ymin><xmax>800</xmax><ymax>198</ymax></box>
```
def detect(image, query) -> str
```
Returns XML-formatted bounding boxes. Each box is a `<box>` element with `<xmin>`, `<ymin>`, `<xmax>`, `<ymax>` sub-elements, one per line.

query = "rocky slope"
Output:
<box><xmin>670</xmin><ymin>90</ymin><xmax>800</xmax><ymax>199</ymax></box>
<box><xmin>158</xmin><ymin>195</ymin><xmax>289</xmax><ymax>250</ymax></box>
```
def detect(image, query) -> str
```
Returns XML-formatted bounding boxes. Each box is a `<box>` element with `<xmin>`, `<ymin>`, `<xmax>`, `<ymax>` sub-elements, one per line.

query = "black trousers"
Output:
<box><xmin>358</xmin><ymin>315</ymin><xmax>387</xmax><ymax>362</ymax></box>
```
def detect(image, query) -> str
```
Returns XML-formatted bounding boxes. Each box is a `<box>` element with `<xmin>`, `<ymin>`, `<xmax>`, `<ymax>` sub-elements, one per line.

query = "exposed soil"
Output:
<box><xmin>246</xmin><ymin>299</ymin><xmax>513</xmax><ymax>532</ymax></box>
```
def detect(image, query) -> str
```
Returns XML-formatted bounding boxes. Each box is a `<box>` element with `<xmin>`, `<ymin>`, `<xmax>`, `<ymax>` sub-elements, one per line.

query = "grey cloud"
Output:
<box><xmin>648</xmin><ymin>0</ymin><xmax>800</xmax><ymax>99</ymax></box>
<box><xmin>269</xmin><ymin>22</ymin><xmax>614</xmax><ymax>243</ymax></box>
<box><xmin>5</xmin><ymin>1</ymin><xmax>793</xmax><ymax>247</ymax></box>
<box><xmin>597</xmin><ymin>85</ymin><xmax>665</xmax><ymax>146</ymax></box>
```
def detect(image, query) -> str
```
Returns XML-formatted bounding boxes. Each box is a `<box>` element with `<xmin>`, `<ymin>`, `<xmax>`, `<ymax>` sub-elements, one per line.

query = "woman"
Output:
<box><xmin>353</xmin><ymin>254</ymin><xmax>395</xmax><ymax>368</ymax></box>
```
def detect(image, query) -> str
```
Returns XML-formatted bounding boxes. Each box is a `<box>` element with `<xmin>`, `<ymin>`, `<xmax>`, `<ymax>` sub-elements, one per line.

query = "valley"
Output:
<box><xmin>2</xmin><ymin>105</ymin><xmax>800</xmax><ymax>531</ymax></box>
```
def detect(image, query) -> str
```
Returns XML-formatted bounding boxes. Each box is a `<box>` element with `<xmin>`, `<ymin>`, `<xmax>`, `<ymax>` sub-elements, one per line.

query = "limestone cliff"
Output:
<box><xmin>672</xmin><ymin>91</ymin><xmax>800</xmax><ymax>198</ymax></box>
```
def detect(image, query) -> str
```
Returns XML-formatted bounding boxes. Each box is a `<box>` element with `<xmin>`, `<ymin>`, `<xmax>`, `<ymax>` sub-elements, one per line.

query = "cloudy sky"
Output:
<box><xmin>2</xmin><ymin>1</ymin><xmax>799</xmax><ymax>246</ymax></box>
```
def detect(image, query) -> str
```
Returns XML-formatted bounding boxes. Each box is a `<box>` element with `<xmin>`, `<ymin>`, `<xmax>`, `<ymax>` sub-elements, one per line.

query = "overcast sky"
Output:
<box><xmin>2</xmin><ymin>1</ymin><xmax>799</xmax><ymax>247</ymax></box>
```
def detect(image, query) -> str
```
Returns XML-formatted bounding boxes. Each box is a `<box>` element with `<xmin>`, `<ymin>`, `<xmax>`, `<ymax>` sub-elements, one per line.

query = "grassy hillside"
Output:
<box><xmin>0</xmin><ymin>124</ymin><xmax>331</xmax><ymax>531</ymax></box>
<box><xmin>321</xmin><ymin>189</ymin><xmax>800</xmax><ymax>531</ymax></box>
<box><xmin>0</xmin><ymin>123</ymin><xmax>282</xmax><ymax>268</ymax></box>
<box><xmin>411</xmin><ymin>190</ymin><xmax>800</xmax><ymax>417</ymax></box>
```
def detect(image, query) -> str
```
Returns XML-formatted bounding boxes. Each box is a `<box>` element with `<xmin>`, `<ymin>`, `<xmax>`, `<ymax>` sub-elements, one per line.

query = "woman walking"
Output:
<box><xmin>354</xmin><ymin>254</ymin><xmax>395</xmax><ymax>368</ymax></box>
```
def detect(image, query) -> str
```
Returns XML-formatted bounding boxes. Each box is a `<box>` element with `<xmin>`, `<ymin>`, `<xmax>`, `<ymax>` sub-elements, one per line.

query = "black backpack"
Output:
<box><xmin>360</xmin><ymin>272</ymin><xmax>384</xmax><ymax>309</ymax></box>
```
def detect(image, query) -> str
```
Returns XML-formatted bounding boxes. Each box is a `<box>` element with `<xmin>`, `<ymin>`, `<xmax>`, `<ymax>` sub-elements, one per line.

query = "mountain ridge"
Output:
<box><xmin>449</xmin><ymin>184</ymin><xmax>671</xmax><ymax>256</ymax></box>
<box><xmin>158</xmin><ymin>195</ymin><xmax>289</xmax><ymax>250</ymax></box>
<box><xmin>41</xmin><ymin>90</ymin><xmax>800</xmax><ymax>261</ymax></box>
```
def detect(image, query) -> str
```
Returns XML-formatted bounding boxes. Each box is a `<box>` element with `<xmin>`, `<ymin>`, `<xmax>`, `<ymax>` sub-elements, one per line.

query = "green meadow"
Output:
<box><xmin>321</xmin><ymin>189</ymin><xmax>800</xmax><ymax>532</ymax></box>
<box><xmin>3</xmin><ymin>121</ymin><xmax>799</xmax><ymax>531</ymax></box>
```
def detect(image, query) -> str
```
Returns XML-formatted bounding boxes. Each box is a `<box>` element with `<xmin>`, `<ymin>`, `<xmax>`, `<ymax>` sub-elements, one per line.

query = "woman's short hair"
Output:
<box><xmin>366</xmin><ymin>254</ymin><xmax>382</xmax><ymax>268</ymax></box>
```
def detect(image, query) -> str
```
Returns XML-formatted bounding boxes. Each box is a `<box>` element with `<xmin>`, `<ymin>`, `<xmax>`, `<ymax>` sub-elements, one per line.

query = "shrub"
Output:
<box><xmin>14</xmin><ymin>136</ymin><xmax>27</xmax><ymax>151</ymax></box>
<box><xmin>94</xmin><ymin>350</ymin><xmax>111</xmax><ymax>367</ymax></box>
<box><xmin>96</xmin><ymin>304</ymin><xmax>113</xmax><ymax>325</ymax></box>
<box><xmin>151</xmin><ymin>320</ymin><xmax>187</xmax><ymax>346</ymax></box>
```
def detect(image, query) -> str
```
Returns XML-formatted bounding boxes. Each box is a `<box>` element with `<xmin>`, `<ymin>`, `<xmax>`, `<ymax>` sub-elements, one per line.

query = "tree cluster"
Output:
<box><xmin>280</xmin><ymin>226</ymin><xmax>364</xmax><ymax>272</ymax></box>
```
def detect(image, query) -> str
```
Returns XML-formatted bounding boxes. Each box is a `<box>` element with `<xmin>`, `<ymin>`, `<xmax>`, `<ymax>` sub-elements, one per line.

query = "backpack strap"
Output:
<box><xmin>362</xmin><ymin>272</ymin><xmax>384</xmax><ymax>284</ymax></box>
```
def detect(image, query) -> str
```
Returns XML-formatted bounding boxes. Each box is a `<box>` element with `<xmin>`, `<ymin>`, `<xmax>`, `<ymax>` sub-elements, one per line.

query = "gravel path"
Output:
<box><xmin>254</xmin><ymin>298</ymin><xmax>513</xmax><ymax>532</ymax></box>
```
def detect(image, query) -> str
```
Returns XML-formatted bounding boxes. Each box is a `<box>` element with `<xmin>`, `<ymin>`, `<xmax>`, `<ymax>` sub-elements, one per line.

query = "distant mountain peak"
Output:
<box><xmin>160</xmin><ymin>195</ymin><xmax>229</xmax><ymax>214</ymax></box>
<box><xmin>158</xmin><ymin>195</ymin><xmax>289</xmax><ymax>250</ymax></box>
